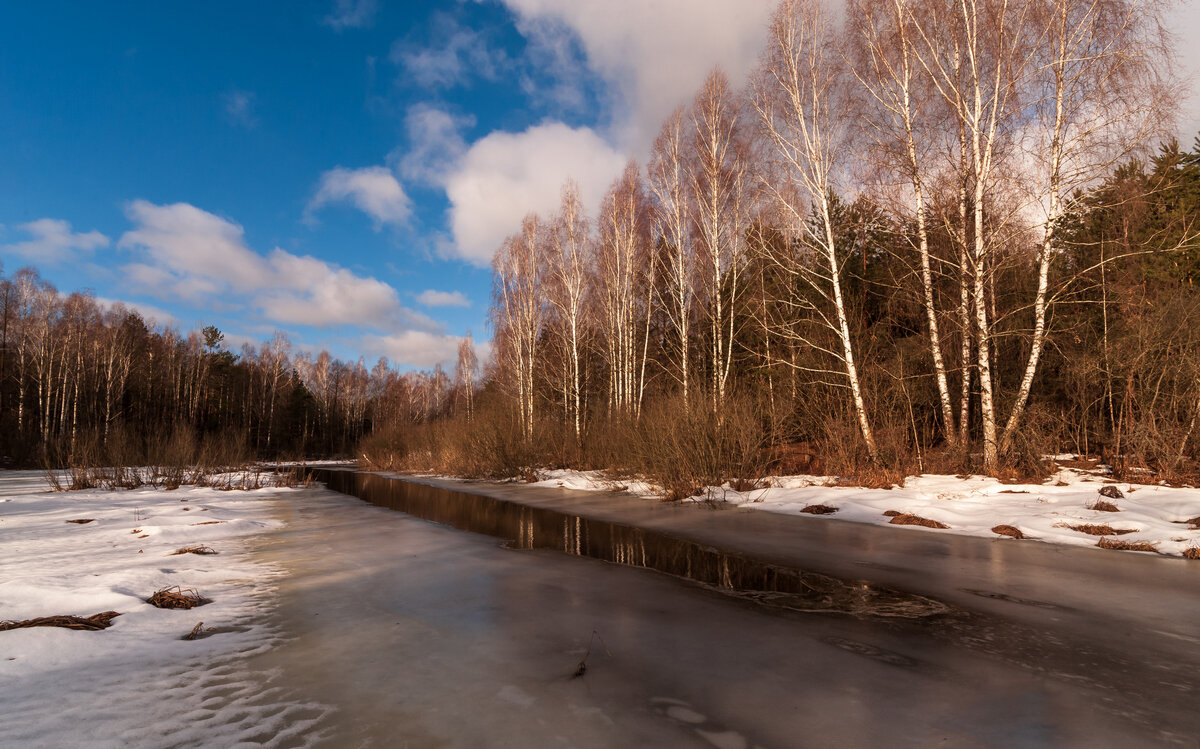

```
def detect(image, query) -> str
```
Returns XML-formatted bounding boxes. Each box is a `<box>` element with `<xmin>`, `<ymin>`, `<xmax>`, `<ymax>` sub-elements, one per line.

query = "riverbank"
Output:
<box><xmin>526</xmin><ymin>465</ymin><xmax>1200</xmax><ymax>558</ymax></box>
<box><xmin>4</xmin><ymin>469</ymin><xmax>1199</xmax><ymax>745</ymax></box>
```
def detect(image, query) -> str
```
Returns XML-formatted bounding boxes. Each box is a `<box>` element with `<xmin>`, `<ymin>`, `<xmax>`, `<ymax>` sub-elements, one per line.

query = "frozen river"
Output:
<box><xmin>245</xmin><ymin>471</ymin><xmax>1200</xmax><ymax>747</ymax></box>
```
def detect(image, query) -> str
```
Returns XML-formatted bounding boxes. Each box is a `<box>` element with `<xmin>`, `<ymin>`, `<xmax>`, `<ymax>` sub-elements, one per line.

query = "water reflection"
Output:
<box><xmin>312</xmin><ymin>469</ymin><xmax>948</xmax><ymax>619</ymax></box>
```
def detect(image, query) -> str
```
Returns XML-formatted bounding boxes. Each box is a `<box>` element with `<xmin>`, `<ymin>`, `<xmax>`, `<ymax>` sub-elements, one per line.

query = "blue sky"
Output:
<box><xmin>0</xmin><ymin>0</ymin><xmax>779</xmax><ymax>369</ymax></box>
<box><xmin>2</xmin><ymin>0</ymin><xmax>1198</xmax><ymax>369</ymax></box>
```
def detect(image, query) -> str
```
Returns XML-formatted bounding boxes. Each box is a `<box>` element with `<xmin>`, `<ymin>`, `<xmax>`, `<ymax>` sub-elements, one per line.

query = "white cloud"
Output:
<box><xmin>117</xmin><ymin>200</ymin><xmax>436</xmax><ymax>332</ymax></box>
<box><xmin>307</xmin><ymin>166</ymin><xmax>412</xmax><ymax>229</ymax></box>
<box><xmin>259</xmin><ymin>248</ymin><xmax>412</xmax><ymax>327</ymax></box>
<box><xmin>120</xmin><ymin>200</ymin><xmax>270</xmax><ymax>291</ymax></box>
<box><xmin>497</xmin><ymin>0</ymin><xmax>776</xmax><ymax>152</ymax></box>
<box><xmin>1</xmin><ymin>218</ymin><xmax>108</xmax><ymax>264</ymax></box>
<box><xmin>222</xmin><ymin>89</ymin><xmax>258</xmax><ymax>128</ymax></box>
<box><xmin>391</xmin><ymin>15</ymin><xmax>509</xmax><ymax>89</ymax></box>
<box><xmin>323</xmin><ymin>0</ymin><xmax>377</xmax><ymax>30</ymax></box>
<box><xmin>417</xmin><ymin>289</ymin><xmax>471</xmax><ymax>308</ymax></box>
<box><xmin>407</xmin><ymin>1</ymin><xmax>774</xmax><ymax>266</ymax></box>
<box><xmin>364</xmin><ymin>330</ymin><xmax>465</xmax><ymax>369</ymax></box>
<box><xmin>94</xmin><ymin>297</ymin><xmax>177</xmax><ymax>326</ymax></box>
<box><xmin>443</xmin><ymin>122</ymin><xmax>626</xmax><ymax>264</ymax></box>
<box><xmin>392</xmin><ymin>104</ymin><xmax>474</xmax><ymax>185</ymax></box>
<box><xmin>1171</xmin><ymin>2</ymin><xmax>1200</xmax><ymax>142</ymax></box>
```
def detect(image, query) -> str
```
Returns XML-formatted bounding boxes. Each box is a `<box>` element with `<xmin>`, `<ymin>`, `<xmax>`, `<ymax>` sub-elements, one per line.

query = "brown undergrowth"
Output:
<box><xmin>169</xmin><ymin>546</ymin><xmax>217</xmax><ymax>556</ymax></box>
<box><xmin>885</xmin><ymin>511</ymin><xmax>950</xmax><ymax>529</ymax></box>
<box><xmin>0</xmin><ymin>611</ymin><xmax>120</xmax><ymax>632</ymax></box>
<box><xmin>1064</xmin><ymin>523</ymin><xmax>1136</xmax><ymax>537</ymax></box>
<box><xmin>991</xmin><ymin>525</ymin><xmax>1025</xmax><ymax>539</ymax></box>
<box><xmin>146</xmin><ymin>586</ymin><xmax>210</xmax><ymax>609</ymax></box>
<box><xmin>1096</xmin><ymin>537</ymin><xmax>1159</xmax><ymax>553</ymax></box>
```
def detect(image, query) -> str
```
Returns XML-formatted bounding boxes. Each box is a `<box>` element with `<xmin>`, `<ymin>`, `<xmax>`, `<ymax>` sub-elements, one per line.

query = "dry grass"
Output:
<box><xmin>189</xmin><ymin>521</ymin><xmax>223</xmax><ymax>526</ymax></box>
<box><xmin>1098</xmin><ymin>485</ymin><xmax>1125</xmax><ymax>499</ymax></box>
<box><xmin>1065</xmin><ymin>523</ymin><xmax>1136</xmax><ymax>536</ymax></box>
<box><xmin>0</xmin><ymin>611</ymin><xmax>120</xmax><ymax>631</ymax></box>
<box><xmin>833</xmin><ymin>470</ymin><xmax>902</xmax><ymax>489</ymax></box>
<box><xmin>1057</xmin><ymin>457</ymin><xmax>1102</xmax><ymax>470</ymax></box>
<box><xmin>169</xmin><ymin>545</ymin><xmax>217</xmax><ymax>556</ymax></box>
<box><xmin>183</xmin><ymin>621</ymin><xmax>208</xmax><ymax>640</ymax></box>
<box><xmin>1183</xmin><ymin>547</ymin><xmax>1200</xmax><ymax>560</ymax></box>
<box><xmin>800</xmin><ymin>504</ymin><xmax>839</xmax><ymax>515</ymax></box>
<box><xmin>730</xmin><ymin>477</ymin><xmax>762</xmax><ymax>492</ymax></box>
<box><xmin>1090</xmin><ymin>500</ymin><xmax>1120</xmax><ymax>512</ymax></box>
<box><xmin>1096</xmin><ymin>537</ymin><xmax>1159</xmax><ymax>553</ymax></box>
<box><xmin>887</xmin><ymin>513</ymin><xmax>950</xmax><ymax>529</ymax></box>
<box><xmin>39</xmin><ymin>425</ymin><xmax>305</xmax><ymax>494</ymax></box>
<box><xmin>146</xmin><ymin>586</ymin><xmax>211</xmax><ymax>610</ymax></box>
<box><xmin>65</xmin><ymin>518</ymin><xmax>95</xmax><ymax>524</ymax></box>
<box><xmin>991</xmin><ymin>525</ymin><xmax>1025</xmax><ymax>539</ymax></box>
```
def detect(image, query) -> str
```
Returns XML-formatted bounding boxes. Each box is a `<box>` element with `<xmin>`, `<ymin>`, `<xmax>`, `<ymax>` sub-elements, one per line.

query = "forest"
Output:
<box><xmin>6</xmin><ymin>0</ymin><xmax>1200</xmax><ymax>491</ymax></box>
<box><xmin>367</xmin><ymin>0</ymin><xmax>1200</xmax><ymax>489</ymax></box>
<box><xmin>0</xmin><ymin>268</ymin><xmax>479</xmax><ymax>467</ymax></box>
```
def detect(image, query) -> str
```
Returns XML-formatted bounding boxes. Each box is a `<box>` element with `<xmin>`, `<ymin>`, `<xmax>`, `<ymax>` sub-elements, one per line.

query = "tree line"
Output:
<box><xmin>0</xmin><ymin>266</ymin><xmax>479</xmax><ymax>466</ymax></box>
<box><xmin>474</xmin><ymin>0</ymin><xmax>1198</xmax><ymax>478</ymax></box>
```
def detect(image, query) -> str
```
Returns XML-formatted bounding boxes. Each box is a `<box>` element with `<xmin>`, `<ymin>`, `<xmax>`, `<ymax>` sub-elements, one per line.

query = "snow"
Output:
<box><xmin>0</xmin><ymin>471</ymin><xmax>330</xmax><ymax>748</ymax></box>
<box><xmin>531</xmin><ymin>467</ymin><xmax>1200</xmax><ymax>558</ymax></box>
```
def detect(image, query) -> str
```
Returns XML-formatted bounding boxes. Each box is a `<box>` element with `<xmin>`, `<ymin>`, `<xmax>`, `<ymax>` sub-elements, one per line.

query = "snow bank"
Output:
<box><xmin>0</xmin><ymin>471</ymin><xmax>330</xmax><ymax>748</ymax></box>
<box><xmin>530</xmin><ymin>467</ymin><xmax>1200</xmax><ymax>558</ymax></box>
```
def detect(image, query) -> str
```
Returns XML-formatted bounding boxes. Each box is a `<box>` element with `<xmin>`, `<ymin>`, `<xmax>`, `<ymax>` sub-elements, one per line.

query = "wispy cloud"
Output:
<box><xmin>417</xmin><ymin>289</ymin><xmax>470</xmax><ymax>308</ymax></box>
<box><xmin>93</xmin><ymin>296</ymin><xmax>177</xmax><ymax>326</ymax></box>
<box><xmin>391</xmin><ymin>13</ymin><xmax>509</xmax><ymax>89</ymax></box>
<box><xmin>323</xmin><ymin>0</ymin><xmax>377</xmax><ymax>31</ymax></box>
<box><xmin>222</xmin><ymin>89</ymin><xmax>258</xmax><ymax>128</ymax></box>
<box><xmin>392</xmin><ymin>104</ymin><xmax>473</xmax><ymax>185</ymax></box>
<box><xmin>363</xmin><ymin>329</ymin><xmax>465</xmax><ymax>369</ymax></box>
<box><xmin>1</xmin><ymin>218</ymin><xmax>108</xmax><ymax>265</ymax></box>
<box><xmin>307</xmin><ymin>166</ymin><xmax>412</xmax><ymax>230</ymax></box>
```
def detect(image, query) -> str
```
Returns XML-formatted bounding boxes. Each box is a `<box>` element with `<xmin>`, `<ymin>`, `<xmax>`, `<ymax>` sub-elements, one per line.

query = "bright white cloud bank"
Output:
<box><xmin>396</xmin><ymin>0</ymin><xmax>775</xmax><ymax>266</ymax></box>
<box><xmin>1</xmin><ymin>218</ymin><xmax>108</xmax><ymax>264</ymax></box>
<box><xmin>498</xmin><ymin>0</ymin><xmax>775</xmax><ymax>151</ymax></box>
<box><xmin>118</xmin><ymin>200</ymin><xmax>430</xmax><ymax>331</ymax></box>
<box><xmin>308</xmin><ymin>166</ymin><xmax>411</xmax><ymax>229</ymax></box>
<box><xmin>444</xmin><ymin>122</ymin><xmax>626</xmax><ymax>264</ymax></box>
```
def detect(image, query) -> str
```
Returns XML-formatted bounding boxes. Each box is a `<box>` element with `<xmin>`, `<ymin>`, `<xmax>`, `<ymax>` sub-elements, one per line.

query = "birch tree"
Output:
<box><xmin>852</xmin><ymin>0</ymin><xmax>961</xmax><ymax>445</ymax></box>
<box><xmin>545</xmin><ymin>181</ymin><xmax>591</xmax><ymax>439</ymax></box>
<box><xmin>456</xmin><ymin>332</ymin><xmax>478</xmax><ymax>424</ymax></box>
<box><xmin>754</xmin><ymin>0</ymin><xmax>879</xmax><ymax>460</ymax></box>
<box><xmin>648</xmin><ymin>106</ymin><xmax>697</xmax><ymax>407</ymax></box>
<box><xmin>691</xmin><ymin>70</ymin><xmax>750</xmax><ymax>415</ymax></box>
<box><xmin>907</xmin><ymin>0</ymin><xmax>1034</xmax><ymax>469</ymax></box>
<box><xmin>998</xmin><ymin>0</ymin><xmax>1172</xmax><ymax>453</ymax></box>
<box><xmin>492</xmin><ymin>215</ymin><xmax>545</xmax><ymax>440</ymax></box>
<box><xmin>595</xmin><ymin>160</ymin><xmax>652</xmax><ymax>418</ymax></box>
